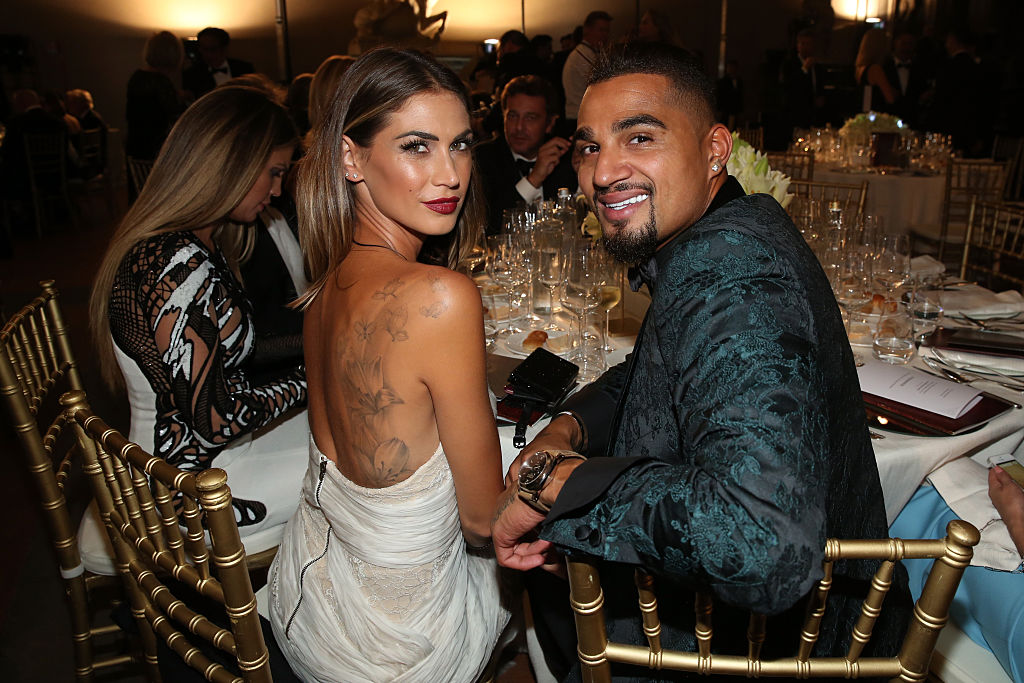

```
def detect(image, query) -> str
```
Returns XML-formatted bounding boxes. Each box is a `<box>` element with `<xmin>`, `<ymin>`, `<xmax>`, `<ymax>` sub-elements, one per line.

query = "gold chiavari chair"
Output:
<box><xmin>63</xmin><ymin>390</ymin><xmax>274</xmax><ymax>683</ymax></box>
<box><xmin>735</xmin><ymin>125</ymin><xmax>764</xmax><ymax>151</ymax></box>
<box><xmin>126</xmin><ymin>155</ymin><xmax>155</xmax><ymax>199</ymax></box>
<box><xmin>937</xmin><ymin>158</ymin><xmax>1008</xmax><ymax>262</ymax></box>
<box><xmin>960</xmin><ymin>198</ymin><xmax>1024</xmax><ymax>290</ymax></box>
<box><xmin>24</xmin><ymin>131</ymin><xmax>77</xmax><ymax>236</ymax></box>
<box><xmin>765</xmin><ymin>151</ymin><xmax>815</xmax><ymax>181</ymax></box>
<box><xmin>788</xmin><ymin>178</ymin><xmax>869</xmax><ymax>219</ymax></box>
<box><xmin>0</xmin><ymin>280</ymin><xmax>136</xmax><ymax>681</ymax></box>
<box><xmin>566</xmin><ymin>520</ymin><xmax>979</xmax><ymax>682</ymax></box>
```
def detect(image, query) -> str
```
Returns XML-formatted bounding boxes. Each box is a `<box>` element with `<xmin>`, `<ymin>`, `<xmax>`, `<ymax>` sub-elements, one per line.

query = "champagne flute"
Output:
<box><xmin>595</xmin><ymin>247</ymin><xmax>622</xmax><ymax>352</ymax></box>
<box><xmin>561</xmin><ymin>238</ymin><xmax>605</xmax><ymax>381</ymax></box>
<box><xmin>534</xmin><ymin>224</ymin><xmax>565</xmax><ymax>330</ymax></box>
<box><xmin>486</xmin><ymin>234</ymin><xmax>518</xmax><ymax>339</ymax></box>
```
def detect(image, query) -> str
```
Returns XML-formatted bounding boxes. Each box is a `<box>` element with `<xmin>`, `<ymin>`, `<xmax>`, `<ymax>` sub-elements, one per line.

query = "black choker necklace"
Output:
<box><xmin>351</xmin><ymin>239</ymin><xmax>409</xmax><ymax>261</ymax></box>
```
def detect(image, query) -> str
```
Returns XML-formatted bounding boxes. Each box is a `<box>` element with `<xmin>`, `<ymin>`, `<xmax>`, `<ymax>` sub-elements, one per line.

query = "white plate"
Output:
<box><xmin>506</xmin><ymin>330</ymin><xmax>573</xmax><ymax>358</ymax></box>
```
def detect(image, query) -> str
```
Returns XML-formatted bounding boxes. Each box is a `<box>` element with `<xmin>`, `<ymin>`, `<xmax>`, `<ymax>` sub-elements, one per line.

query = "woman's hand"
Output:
<box><xmin>989</xmin><ymin>465</ymin><xmax>1024</xmax><ymax>555</ymax></box>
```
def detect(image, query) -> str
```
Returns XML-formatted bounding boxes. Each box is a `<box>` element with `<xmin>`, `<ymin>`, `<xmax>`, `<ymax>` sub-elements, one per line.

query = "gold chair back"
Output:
<box><xmin>24</xmin><ymin>131</ymin><xmax>76</xmax><ymax>236</ymax></box>
<box><xmin>126</xmin><ymin>156</ymin><xmax>155</xmax><ymax>198</ymax></box>
<box><xmin>567</xmin><ymin>520</ymin><xmax>979</xmax><ymax>682</ymax></box>
<box><xmin>735</xmin><ymin>125</ymin><xmax>764</xmax><ymax>151</ymax></box>
<box><xmin>788</xmin><ymin>179</ymin><xmax>868</xmax><ymax>219</ymax></box>
<box><xmin>765</xmin><ymin>151</ymin><xmax>815</xmax><ymax>181</ymax></box>
<box><xmin>960</xmin><ymin>198</ymin><xmax>1024</xmax><ymax>290</ymax></box>
<box><xmin>938</xmin><ymin>158</ymin><xmax>1008</xmax><ymax>261</ymax></box>
<box><xmin>0</xmin><ymin>281</ymin><xmax>135</xmax><ymax>681</ymax></box>
<box><xmin>72</xmin><ymin>128</ymin><xmax>117</xmax><ymax>219</ymax></box>
<box><xmin>63</xmin><ymin>391</ymin><xmax>273</xmax><ymax>683</ymax></box>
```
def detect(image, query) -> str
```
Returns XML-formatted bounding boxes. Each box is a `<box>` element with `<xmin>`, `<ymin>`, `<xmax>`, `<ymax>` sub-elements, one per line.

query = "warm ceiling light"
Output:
<box><xmin>866</xmin><ymin>17</ymin><xmax>881</xmax><ymax>23</ymax></box>
<box><xmin>484</xmin><ymin>38</ymin><xmax>500</xmax><ymax>45</ymax></box>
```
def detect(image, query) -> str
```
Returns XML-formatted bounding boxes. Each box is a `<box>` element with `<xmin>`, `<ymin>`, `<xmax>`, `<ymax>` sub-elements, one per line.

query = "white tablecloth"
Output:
<box><xmin>815</xmin><ymin>162</ymin><xmax>946</xmax><ymax>237</ymax></box>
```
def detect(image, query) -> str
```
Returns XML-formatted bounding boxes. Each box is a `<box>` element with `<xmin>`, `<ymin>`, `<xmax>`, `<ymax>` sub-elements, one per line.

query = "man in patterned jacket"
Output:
<box><xmin>492</xmin><ymin>42</ymin><xmax>908</xmax><ymax>681</ymax></box>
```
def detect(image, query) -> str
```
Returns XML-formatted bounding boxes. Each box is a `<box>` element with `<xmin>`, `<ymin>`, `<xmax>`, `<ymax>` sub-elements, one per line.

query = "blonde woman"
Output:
<box><xmin>855</xmin><ymin>28</ymin><xmax>899</xmax><ymax>113</ymax></box>
<box><xmin>125</xmin><ymin>30</ymin><xmax>186</xmax><ymax>162</ymax></box>
<box><xmin>88</xmin><ymin>86</ymin><xmax>308</xmax><ymax>551</ymax></box>
<box><xmin>269</xmin><ymin>48</ymin><xmax>509</xmax><ymax>681</ymax></box>
<box><xmin>307</xmin><ymin>54</ymin><xmax>355</xmax><ymax>133</ymax></box>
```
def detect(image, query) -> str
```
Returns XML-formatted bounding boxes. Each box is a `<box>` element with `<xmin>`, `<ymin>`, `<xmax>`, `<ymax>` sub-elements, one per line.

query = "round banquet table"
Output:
<box><xmin>815</xmin><ymin>161</ymin><xmax>947</xmax><ymax>238</ymax></box>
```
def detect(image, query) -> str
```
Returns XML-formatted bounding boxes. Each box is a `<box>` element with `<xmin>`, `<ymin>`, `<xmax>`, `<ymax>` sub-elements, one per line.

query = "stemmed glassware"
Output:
<box><xmin>594</xmin><ymin>247</ymin><xmax>621</xmax><ymax>353</ymax></box>
<box><xmin>485</xmin><ymin>233</ymin><xmax>520</xmax><ymax>339</ymax></box>
<box><xmin>533</xmin><ymin>223</ymin><xmax>565</xmax><ymax>331</ymax></box>
<box><xmin>875</xmin><ymin>233</ymin><xmax>911</xmax><ymax>304</ymax></box>
<box><xmin>561</xmin><ymin>236</ymin><xmax>606</xmax><ymax>381</ymax></box>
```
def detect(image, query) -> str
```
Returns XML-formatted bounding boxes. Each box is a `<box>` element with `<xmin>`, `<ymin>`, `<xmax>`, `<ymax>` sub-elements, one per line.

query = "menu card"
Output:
<box><xmin>857</xmin><ymin>359</ymin><xmax>983</xmax><ymax>418</ymax></box>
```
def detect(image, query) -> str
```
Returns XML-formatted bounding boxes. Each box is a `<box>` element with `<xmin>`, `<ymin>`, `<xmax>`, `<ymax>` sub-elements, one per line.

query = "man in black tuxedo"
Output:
<box><xmin>882</xmin><ymin>31</ymin><xmax>927</xmax><ymax>128</ymax></box>
<box><xmin>780</xmin><ymin>29</ymin><xmax>826</xmax><ymax>133</ymax></box>
<box><xmin>183</xmin><ymin>27</ymin><xmax>254</xmax><ymax>101</ymax></box>
<box><xmin>475</xmin><ymin>75</ymin><xmax>577</xmax><ymax>233</ymax></box>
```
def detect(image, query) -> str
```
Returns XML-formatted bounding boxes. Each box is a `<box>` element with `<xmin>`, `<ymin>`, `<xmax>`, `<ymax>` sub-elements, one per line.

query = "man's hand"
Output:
<box><xmin>989</xmin><ymin>465</ymin><xmax>1024</xmax><ymax>555</ymax></box>
<box><xmin>527</xmin><ymin>136</ymin><xmax>571</xmax><ymax>188</ymax></box>
<box><xmin>492</xmin><ymin>487</ymin><xmax>554</xmax><ymax>570</ymax></box>
<box><xmin>503</xmin><ymin>414</ymin><xmax>580</xmax><ymax>487</ymax></box>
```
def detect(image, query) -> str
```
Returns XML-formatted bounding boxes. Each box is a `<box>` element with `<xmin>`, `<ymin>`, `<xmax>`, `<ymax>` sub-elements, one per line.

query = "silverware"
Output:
<box><xmin>926</xmin><ymin>351</ymin><xmax>1024</xmax><ymax>393</ymax></box>
<box><xmin>869</xmin><ymin>431</ymin><xmax>886</xmax><ymax>440</ymax></box>
<box><xmin>920</xmin><ymin>358</ymin><xmax>1023</xmax><ymax>407</ymax></box>
<box><xmin>931</xmin><ymin>348</ymin><xmax>1024</xmax><ymax>390</ymax></box>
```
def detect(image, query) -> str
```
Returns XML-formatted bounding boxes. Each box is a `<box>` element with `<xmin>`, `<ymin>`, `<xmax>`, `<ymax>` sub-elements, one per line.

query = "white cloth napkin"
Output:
<box><xmin>911</xmin><ymin>254</ymin><xmax>945</xmax><ymax>278</ymax></box>
<box><xmin>927</xmin><ymin>457</ymin><xmax>1023</xmax><ymax>570</ymax></box>
<box><xmin>920</xmin><ymin>345</ymin><xmax>1024</xmax><ymax>375</ymax></box>
<box><xmin>938</xmin><ymin>285</ymin><xmax>1024</xmax><ymax>318</ymax></box>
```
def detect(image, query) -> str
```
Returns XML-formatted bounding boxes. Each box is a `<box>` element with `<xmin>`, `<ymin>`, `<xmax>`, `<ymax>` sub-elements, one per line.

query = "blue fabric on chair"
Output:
<box><xmin>890</xmin><ymin>485</ymin><xmax>1023</xmax><ymax>682</ymax></box>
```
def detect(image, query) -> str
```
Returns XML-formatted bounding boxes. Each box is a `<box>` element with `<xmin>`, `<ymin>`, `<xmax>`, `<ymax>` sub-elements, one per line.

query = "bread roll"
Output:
<box><xmin>522</xmin><ymin>330</ymin><xmax>548</xmax><ymax>352</ymax></box>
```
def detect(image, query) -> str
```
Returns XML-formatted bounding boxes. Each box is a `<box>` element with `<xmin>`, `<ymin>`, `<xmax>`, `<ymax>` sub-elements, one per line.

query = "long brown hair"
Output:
<box><xmin>89</xmin><ymin>85</ymin><xmax>297</xmax><ymax>388</ymax></box>
<box><xmin>296</xmin><ymin>48</ymin><xmax>483</xmax><ymax>308</ymax></box>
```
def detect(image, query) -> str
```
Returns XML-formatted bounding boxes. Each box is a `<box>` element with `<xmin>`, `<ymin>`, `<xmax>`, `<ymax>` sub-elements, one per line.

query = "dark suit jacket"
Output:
<box><xmin>474</xmin><ymin>136</ymin><xmax>577</xmax><ymax>234</ymax></box>
<box><xmin>183</xmin><ymin>57</ymin><xmax>255</xmax><ymax>100</ymax></box>
<box><xmin>780</xmin><ymin>54</ymin><xmax>825</xmax><ymax>129</ymax></box>
<box><xmin>882</xmin><ymin>57</ymin><xmax>927</xmax><ymax>127</ymax></box>
<box><xmin>537</xmin><ymin>178</ymin><xmax>909</xmax><ymax>679</ymax></box>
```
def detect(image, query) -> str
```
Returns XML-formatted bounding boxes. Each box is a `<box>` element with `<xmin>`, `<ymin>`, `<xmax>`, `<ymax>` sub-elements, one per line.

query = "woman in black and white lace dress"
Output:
<box><xmin>85</xmin><ymin>86</ymin><xmax>308</xmax><ymax>572</ymax></box>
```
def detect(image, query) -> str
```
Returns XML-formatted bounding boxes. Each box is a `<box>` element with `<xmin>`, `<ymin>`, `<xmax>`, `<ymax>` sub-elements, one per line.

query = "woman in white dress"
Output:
<box><xmin>268</xmin><ymin>48</ymin><xmax>510</xmax><ymax>681</ymax></box>
<box><xmin>85</xmin><ymin>86</ymin><xmax>309</xmax><ymax>574</ymax></box>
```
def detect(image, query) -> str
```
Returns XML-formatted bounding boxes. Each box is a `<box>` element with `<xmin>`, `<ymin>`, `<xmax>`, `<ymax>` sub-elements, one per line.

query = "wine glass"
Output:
<box><xmin>561</xmin><ymin>238</ymin><xmax>606</xmax><ymax>381</ymax></box>
<box><xmin>533</xmin><ymin>224</ymin><xmax>565</xmax><ymax>331</ymax></box>
<box><xmin>875</xmin><ymin>233</ymin><xmax>911</xmax><ymax>303</ymax></box>
<box><xmin>485</xmin><ymin>234</ymin><xmax>519</xmax><ymax>339</ymax></box>
<box><xmin>595</xmin><ymin>247</ymin><xmax>622</xmax><ymax>352</ymax></box>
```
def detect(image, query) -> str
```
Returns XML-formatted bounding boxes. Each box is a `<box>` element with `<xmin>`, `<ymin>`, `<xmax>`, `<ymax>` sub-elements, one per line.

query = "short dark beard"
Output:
<box><xmin>602</xmin><ymin>201</ymin><xmax>658</xmax><ymax>264</ymax></box>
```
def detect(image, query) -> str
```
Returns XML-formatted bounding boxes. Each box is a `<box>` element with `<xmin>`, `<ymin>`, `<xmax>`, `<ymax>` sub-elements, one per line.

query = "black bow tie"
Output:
<box><xmin>515</xmin><ymin>159</ymin><xmax>534</xmax><ymax>177</ymax></box>
<box><xmin>210</xmin><ymin>66</ymin><xmax>228</xmax><ymax>74</ymax></box>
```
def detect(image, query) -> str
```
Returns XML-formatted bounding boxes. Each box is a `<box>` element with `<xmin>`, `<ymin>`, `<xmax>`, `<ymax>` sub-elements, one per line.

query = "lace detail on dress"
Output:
<box><xmin>346</xmin><ymin>547</ymin><xmax>453</xmax><ymax>620</ymax></box>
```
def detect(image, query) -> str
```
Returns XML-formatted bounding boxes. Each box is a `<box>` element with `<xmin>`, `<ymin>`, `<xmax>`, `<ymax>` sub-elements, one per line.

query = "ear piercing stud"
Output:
<box><xmin>711</xmin><ymin>160</ymin><xmax>721</xmax><ymax>173</ymax></box>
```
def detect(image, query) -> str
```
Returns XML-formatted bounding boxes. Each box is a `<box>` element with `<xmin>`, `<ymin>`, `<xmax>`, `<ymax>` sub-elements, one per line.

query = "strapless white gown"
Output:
<box><xmin>269</xmin><ymin>438</ymin><xmax>511</xmax><ymax>682</ymax></box>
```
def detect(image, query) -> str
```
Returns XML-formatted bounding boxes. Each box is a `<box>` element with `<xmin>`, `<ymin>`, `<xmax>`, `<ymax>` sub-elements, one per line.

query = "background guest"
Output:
<box><xmin>855</xmin><ymin>28</ymin><xmax>899</xmax><ymax>113</ymax></box>
<box><xmin>561</xmin><ymin>10</ymin><xmax>613</xmax><ymax>134</ymax></box>
<box><xmin>883</xmin><ymin>31</ymin><xmax>928</xmax><ymax>127</ymax></box>
<box><xmin>124</xmin><ymin>30</ymin><xmax>186</xmax><ymax>167</ymax></box>
<box><xmin>475</xmin><ymin>75</ymin><xmax>576</xmax><ymax>233</ymax></box>
<box><xmin>285</xmin><ymin>72</ymin><xmax>314</xmax><ymax>137</ymax></box>
<box><xmin>780</xmin><ymin>28</ymin><xmax>826</xmax><ymax>133</ymax></box>
<box><xmin>308</xmin><ymin>55</ymin><xmax>355</xmax><ymax>135</ymax></box>
<box><xmin>717</xmin><ymin>57</ymin><xmax>744</xmax><ymax>129</ymax></box>
<box><xmin>633</xmin><ymin>8</ymin><xmax>679</xmax><ymax>46</ymax></box>
<box><xmin>183</xmin><ymin>26</ymin><xmax>254</xmax><ymax>101</ymax></box>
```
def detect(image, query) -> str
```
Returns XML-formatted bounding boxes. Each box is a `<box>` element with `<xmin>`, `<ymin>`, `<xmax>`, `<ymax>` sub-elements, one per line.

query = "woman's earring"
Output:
<box><xmin>345</xmin><ymin>172</ymin><xmax>350</xmax><ymax>178</ymax></box>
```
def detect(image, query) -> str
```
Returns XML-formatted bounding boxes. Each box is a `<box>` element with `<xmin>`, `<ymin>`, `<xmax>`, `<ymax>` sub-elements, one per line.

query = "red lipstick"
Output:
<box><xmin>424</xmin><ymin>196</ymin><xmax>460</xmax><ymax>215</ymax></box>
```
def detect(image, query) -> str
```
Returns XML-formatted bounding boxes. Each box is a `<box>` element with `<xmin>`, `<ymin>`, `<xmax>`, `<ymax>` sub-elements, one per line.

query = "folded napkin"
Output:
<box><xmin>927</xmin><ymin>457</ymin><xmax>1023</xmax><ymax>570</ymax></box>
<box><xmin>911</xmin><ymin>254</ymin><xmax>945</xmax><ymax>278</ymax></box>
<box><xmin>920</xmin><ymin>345</ymin><xmax>1024</xmax><ymax>375</ymax></box>
<box><xmin>938</xmin><ymin>285</ymin><xmax>1024</xmax><ymax>318</ymax></box>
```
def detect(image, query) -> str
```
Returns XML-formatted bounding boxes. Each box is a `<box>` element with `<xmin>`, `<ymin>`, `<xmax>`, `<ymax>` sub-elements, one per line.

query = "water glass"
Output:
<box><xmin>908</xmin><ymin>296</ymin><xmax>944</xmax><ymax>348</ymax></box>
<box><xmin>873</xmin><ymin>307</ymin><xmax>915</xmax><ymax>364</ymax></box>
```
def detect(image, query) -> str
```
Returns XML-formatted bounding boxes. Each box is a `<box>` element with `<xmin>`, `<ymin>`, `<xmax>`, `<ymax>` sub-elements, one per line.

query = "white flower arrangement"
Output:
<box><xmin>839</xmin><ymin>111</ymin><xmax>911</xmax><ymax>146</ymax></box>
<box><xmin>730</xmin><ymin>132</ymin><xmax>793</xmax><ymax>208</ymax></box>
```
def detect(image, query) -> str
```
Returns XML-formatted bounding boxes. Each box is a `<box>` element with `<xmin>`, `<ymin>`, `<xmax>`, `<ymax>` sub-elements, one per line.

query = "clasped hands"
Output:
<box><xmin>526</xmin><ymin>136</ymin><xmax>571</xmax><ymax>189</ymax></box>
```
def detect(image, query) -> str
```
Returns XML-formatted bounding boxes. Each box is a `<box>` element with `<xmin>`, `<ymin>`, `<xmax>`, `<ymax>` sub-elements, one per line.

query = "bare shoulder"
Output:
<box><xmin>405</xmin><ymin>265</ymin><xmax>483</xmax><ymax>326</ymax></box>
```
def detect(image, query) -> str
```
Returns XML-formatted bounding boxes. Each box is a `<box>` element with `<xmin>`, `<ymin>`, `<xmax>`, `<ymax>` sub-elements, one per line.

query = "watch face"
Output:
<box><xmin>519</xmin><ymin>451</ymin><xmax>550</xmax><ymax>490</ymax></box>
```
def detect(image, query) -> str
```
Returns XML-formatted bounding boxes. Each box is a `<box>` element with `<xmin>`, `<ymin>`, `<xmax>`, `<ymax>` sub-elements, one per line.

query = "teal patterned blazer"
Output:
<box><xmin>547</xmin><ymin>178</ymin><xmax>909</xmax><ymax>674</ymax></box>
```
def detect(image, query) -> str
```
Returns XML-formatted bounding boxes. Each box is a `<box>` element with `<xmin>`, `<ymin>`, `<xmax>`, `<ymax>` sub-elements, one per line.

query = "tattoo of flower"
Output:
<box><xmin>381</xmin><ymin>305</ymin><xmax>409</xmax><ymax>341</ymax></box>
<box><xmin>420</xmin><ymin>301</ymin><xmax>446</xmax><ymax>318</ymax></box>
<box><xmin>373</xmin><ymin>278</ymin><xmax>403</xmax><ymax>300</ymax></box>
